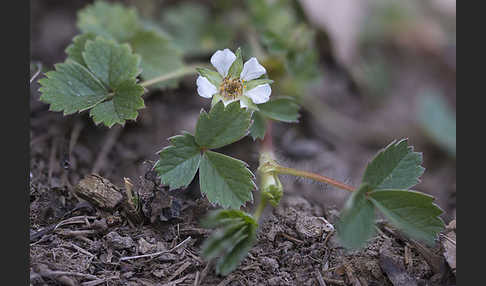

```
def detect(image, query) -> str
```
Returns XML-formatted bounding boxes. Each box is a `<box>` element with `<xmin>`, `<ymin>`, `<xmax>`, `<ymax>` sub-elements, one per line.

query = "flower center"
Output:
<box><xmin>220</xmin><ymin>77</ymin><xmax>243</xmax><ymax>100</ymax></box>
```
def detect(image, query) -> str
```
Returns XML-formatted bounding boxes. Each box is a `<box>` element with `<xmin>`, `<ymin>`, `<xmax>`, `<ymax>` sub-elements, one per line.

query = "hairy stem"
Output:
<box><xmin>273</xmin><ymin>166</ymin><xmax>355</xmax><ymax>192</ymax></box>
<box><xmin>140</xmin><ymin>64</ymin><xmax>203</xmax><ymax>88</ymax></box>
<box><xmin>253</xmin><ymin>197</ymin><xmax>268</xmax><ymax>221</ymax></box>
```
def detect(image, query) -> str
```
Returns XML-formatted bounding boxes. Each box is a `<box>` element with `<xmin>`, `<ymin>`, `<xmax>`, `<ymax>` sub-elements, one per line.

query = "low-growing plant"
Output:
<box><xmin>36</xmin><ymin>1</ymin><xmax>445</xmax><ymax>276</ymax></box>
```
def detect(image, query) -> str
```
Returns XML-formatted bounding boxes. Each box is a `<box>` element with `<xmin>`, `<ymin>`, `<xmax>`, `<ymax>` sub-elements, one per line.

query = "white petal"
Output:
<box><xmin>210</xmin><ymin>49</ymin><xmax>236</xmax><ymax>77</ymax></box>
<box><xmin>240</xmin><ymin>57</ymin><xmax>266</xmax><ymax>81</ymax></box>
<box><xmin>244</xmin><ymin>84</ymin><xmax>271</xmax><ymax>104</ymax></box>
<box><xmin>196</xmin><ymin>76</ymin><xmax>217</xmax><ymax>98</ymax></box>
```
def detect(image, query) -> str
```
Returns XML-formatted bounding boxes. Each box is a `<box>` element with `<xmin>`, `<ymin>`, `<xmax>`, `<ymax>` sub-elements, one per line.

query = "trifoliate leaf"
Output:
<box><xmin>154</xmin><ymin>133</ymin><xmax>202</xmax><ymax>190</ymax></box>
<box><xmin>65</xmin><ymin>33</ymin><xmax>96</xmax><ymax>67</ymax></box>
<box><xmin>83</xmin><ymin>37</ymin><xmax>141</xmax><ymax>88</ymax></box>
<box><xmin>195</xmin><ymin>101</ymin><xmax>252</xmax><ymax>149</ymax></box>
<box><xmin>40</xmin><ymin>37</ymin><xmax>144</xmax><ymax>127</ymax></box>
<box><xmin>362</xmin><ymin>139</ymin><xmax>424</xmax><ymax>190</ymax></box>
<box><xmin>258</xmin><ymin>97</ymin><xmax>300</xmax><ymax>123</ymax></box>
<box><xmin>77</xmin><ymin>1</ymin><xmax>140</xmax><ymax>42</ymax></box>
<box><xmin>337</xmin><ymin>184</ymin><xmax>376</xmax><ymax>249</ymax></box>
<box><xmin>244</xmin><ymin>79</ymin><xmax>274</xmax><ymax>92</ymax></box>
<box><xmin>228</xmin><ymin>47</ymin><xmax>243</xmax><ymax>79</ymax></box>
<box><xmin>417</xmin><ymin>92</ymin><xmax>456</xmax><ymax>157</ymax></box>
<box><xmin>369</xmin><ymin>189</ymin><xmax>445</xmax><ymax>245</ymax></box>
<box><xmin>89</xmin><ymin>79</ymin><xmax>144</xmax><ymax>127</ymax></box>
<box><xmin>128</xmin><ymin>28</ymin><xmax>184</xmax><ymax>89</ymax></box>
<box><xmin>250</xmin><ymin>111</ymin><xmax>266</xmax><ymax>140</ymax></box>
<box><xmin>196</xmin><ymin>67</ymin><xmax>222</xmax><ymax>88</ymax></box>
<box><xmin>39</xmin><ymin>60</ymin><xmax>108</xmax><ymax>115</ymax></box>
<box><xmin>199</xmin><ymin>151</ymin><xmax>255</xmax><ymax>209</ymax></box>
<box><xmin>201</xmin><ymin>210</ymin><xmax>257</xmax><ymax>276</ymax></box>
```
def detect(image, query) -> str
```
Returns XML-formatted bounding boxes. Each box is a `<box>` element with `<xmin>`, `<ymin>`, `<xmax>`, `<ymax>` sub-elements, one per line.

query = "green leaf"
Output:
<box><xmin>228</xmin><ymin>47</ymin><xmax>243</xmax><ymax>78</ymax></box>
<box><xmin>39</xmin><ymin>60</ymin><xmax>108</xmax><ymax>115</ymax></box>
<box><xmin>337</xmin><ymin>184</ymin><xmax>376</xmax><ymax>249</ymax></box>
<box><xmin>40</xmin><ymin>37</ymin><xmax>145</xmax><ymax>128</ymax></box>
<box><xmin>196</xmin><ymin>67</ymin><xmax>222</xmax><ymax>88</ymax></box>
<box><xmin>244</xmin><ymin>79</ymin><xmax>274</xmax><ymax>91</ymax></box>
<box><xmin>154</xmin><ymin>133</ymin><xmax>202</xmax><ymax>190</ymax></box>
<box><xmin>89</xmin><ymin>79</ymin><xmax>144</xmax><ymax>127</ymax></box>
<box><xmin>250</xmin><ymin>111</ymin><xmax>266</xmax><ymax>140</ymax></box>
<box><xmin>417</xmin><ymin>92</ymin><xmax>456</xmax><ymax>157</ymax></box>
<box><xmin>369</xmin><ymin>189</ymin><xmax>445</xmax><ymax>245</ymax></box>
<box><xmin>160</xmin><ymin>2</ymin><xmax>233</xmax><ymax>54</ymax></box>
<box><xmin>362</xmin><ymin>139</ymin><xmax>424</xmax><ymax>190</ymax></box>
<box><xmin>65</xmin><ymin>33</ymin><xmax>96</xmax><ymax>67</ymax></box>
<box><xmin>201</xmin><ymin>210</ymin><xmax>257</xmax><ymax>276</ymax></box>
<box><xmin>128</xmin><ymin>28</ymin><xmax>185</xmax><ymax>88</ymax></box>
<box><xmin>258</xmin><ymin>97</ymin><xmax>300</xmax><ymax>123</ymax></box>
<box><xmin>195</xmin><ymin>101</ymin><xmax>252</xmax><ymax>149</ymax></box>
<box><xmin>77</xmin><ymin>1</ymin><xmax>140</xmax><ymax>42</ymax></box>
<box><xmin>83</xmin><ymin>37</ymin><xmax>141</xmax><ymax>89</ymax></box>
<box><xmin>199</xmin><ymin>151</ymin><xmax>255</xmax><ymax>209</ymax></box>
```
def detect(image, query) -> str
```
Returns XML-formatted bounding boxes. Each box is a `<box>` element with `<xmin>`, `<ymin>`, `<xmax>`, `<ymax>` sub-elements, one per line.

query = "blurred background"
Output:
<box><xmin>30</xmin><ymin>0</ymin><xmax>456</xmax><ymax>222</ymax></box>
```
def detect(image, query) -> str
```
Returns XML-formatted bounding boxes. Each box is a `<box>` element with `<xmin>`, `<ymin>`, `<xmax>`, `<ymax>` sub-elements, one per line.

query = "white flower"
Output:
<box><xmin>196</xmin><ymin>48</ymin><xmax>272</xmax><ymax>108</ymax></box>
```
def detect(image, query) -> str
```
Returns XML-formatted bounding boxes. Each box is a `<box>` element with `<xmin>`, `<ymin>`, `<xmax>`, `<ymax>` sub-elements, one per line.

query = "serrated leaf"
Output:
<box><xmin>369</xmin><ymin>189</ymin><xmax>445</xmax><ymax>245</ymax></box>
<box><xmin>258</xmin><ymin>97</ymin><xmax>300</xmax><ymax>123</ymax></box>
<box><xmin>417</xmin><ymin>92</ymin><xmax>456</xmax><ymax>157</ymax></box>
<box><xmin>154</xmin><ymin>133</ymin><xmax>202</xmax><ymax>190</ymax></box>
<box><xmin>65</xmin><ymin>33</ymin><xmax>96</xmax><ymax>67</ymax></box>
<box><xmin>83</xmin><ymin>37</ymin><xmax>141</xmax><ymax>89</ymax></box>
<box><xmin>228</xmin><ymin>47</ymin><xmax>243</xmax><ymax>78</ymax></box>
<box><xmin>199</xmin><ymin>151</ymin><xmax>255</xmax><ymax>209</ymax></box>
<box><xmin>195</xmin><ymin>101</ymin><xmax>252</xmax><ymax>149</ymax></box>
<box><xmin>128</xmin><ymin>28</ymin><xmax>184</xmax><ymax>89</ymax></box>
<box><xmin>250</xmin><ymin>111</ymin><xmax>266</xmax><ymax>140</ymax></box>
<box><xmin>196</xmin><ymin>67</ymin><xmax>222</xmax><ymax>88</ymax></box>
<box><xmin>77</xmin><ymin>1</ymin><xmax>140</xmax><ymax>42</ymax></box>
<box><xmin>337</xmin><ymin>184</ymin><xmax>376</xmax><ymax>249</ymax></box>
<box><xmin>244</xmin><ymin>79</ymin><xmax>274</xmax><ymax>92</ymax></box>
<box><xmin>89</xmin><ymin>79</ymin><xmax>144</xmax><ymax>127</ymax></box>
<box><xmin>362</xmin><ymin>139</ymin><xmax>424</xmax><ymax>190</ymax></box>
<box><xmin>201</xmin><ymin>210</ymin><xmax>257</xmax><ymax>276</ymax></box>
<box><xmin>39</xmin><ymin>60</ymin><xmax>108</xmax><ymax>115</ymax></box>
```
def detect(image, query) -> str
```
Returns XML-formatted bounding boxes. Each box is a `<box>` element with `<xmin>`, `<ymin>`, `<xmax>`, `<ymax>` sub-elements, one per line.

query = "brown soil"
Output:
<box><xmin>30</xmin><ymin>1</ymin><xmax>456</xmax><ymax>285</ymax></box>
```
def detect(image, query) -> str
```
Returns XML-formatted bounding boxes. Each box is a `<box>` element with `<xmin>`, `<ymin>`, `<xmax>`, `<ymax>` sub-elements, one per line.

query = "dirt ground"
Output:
<box><xmin>30</xmin><ymin>1</ymin><xmax>456</xmax><ymax>285</ymax></box>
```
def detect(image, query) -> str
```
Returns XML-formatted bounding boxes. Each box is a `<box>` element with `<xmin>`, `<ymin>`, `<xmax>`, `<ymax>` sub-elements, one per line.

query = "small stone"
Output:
<box><xmin>259</xmin><ymin>257</ymin><xmax>279</xmax><ymax>272</ymax></box>
<box><xmin>138</xmin><ymin>238</ymin><xmax>156</xmax><ymax>254</ymax></box>
<box><xmin>105</xmin><ymin>231</ymin><xmax>134</xmax><ymax>250</ymax></box>
<box><xmin>295</xmin><ymin>216</ymin><xmax>334</xmax><ymax>239</ymax></box>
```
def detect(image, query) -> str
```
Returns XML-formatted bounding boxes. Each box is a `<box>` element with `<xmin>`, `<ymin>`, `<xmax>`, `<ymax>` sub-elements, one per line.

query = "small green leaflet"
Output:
<box><xmin>417</xmin><ymin>92</ymin><xmax>456</xmax><ymax>157</ymax></box>
<box><xmin>196</xmin><ymin>67</ymin><xmax>222</xmax><ymax>87</ymax></box>
<box><xmin>195</xmin><ymin>101</ymin><xmax>252</xmax><ymax>149</ymax></box>
<box><xmin>39</xmin><ymin>60</ymin><xmax>108</xmax><ymax>115</ymax></box>
<box><xmin>199</xmin><ymin>151</ymin><xmax>255</xmax><ymax>209</ymax></box>
<box><xmin>89</xmin><ymin>79</ymin><xmax>144</xmax><ymax>127</ymax></box>
<box><xmin>65</xmin><ymin>33</ymin><xmax>96</xmax><ymax>67</ymax></box>
<box><xmin>249</xmin><ymin>111</ymin><xmax>266</xmax><ymax>140</ymax></box>
<box><xmin>154</xmin><ymin>133</ymin><xmax>202</xmax><ymax>190</ymax></box>
<box><xmin>39</xmin><ymin>38</ymin><xmax>145</xmax><ymax>127</ymax></box>
<box><xmin>244</xmin><ymin>79</ymin><xmax>273</xmax><ymax>92</ymax></box>
<box><xmin>201</xmin><ymin>210</ymin><xmax>258</xmax><ymax>276</ymax></box>
<box><xmin>369</xmin><ymin>189</ymin><xmax>445</xmax><ymax>245</ymax></box>
<box><xmin>77</xmin><ymin>1</ymin><xmax>140</xmax><ymax>42</ymax></box>
<box><xmin>258</xmin><ymin>97</ymin><xmax>300</xmax><ymax>123</ymax></box>
<box><xmin>227</xmin><ymin>47</ymin><xmax>243</xmax><ymax>78</ymax></box>
<box><xmin>83</xmin><ymin>38</ymin><xmax>141</xmax><ymax>88</ymax></box>
<box><xmin>362</xmin><ymin>139</ymin><xmax>424</xmax><ymax>190</ymax></box>
<box><xmin>337</xmin><ymin>184</ymin><xmax>376</xmax><ymax>249</ymax></box>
